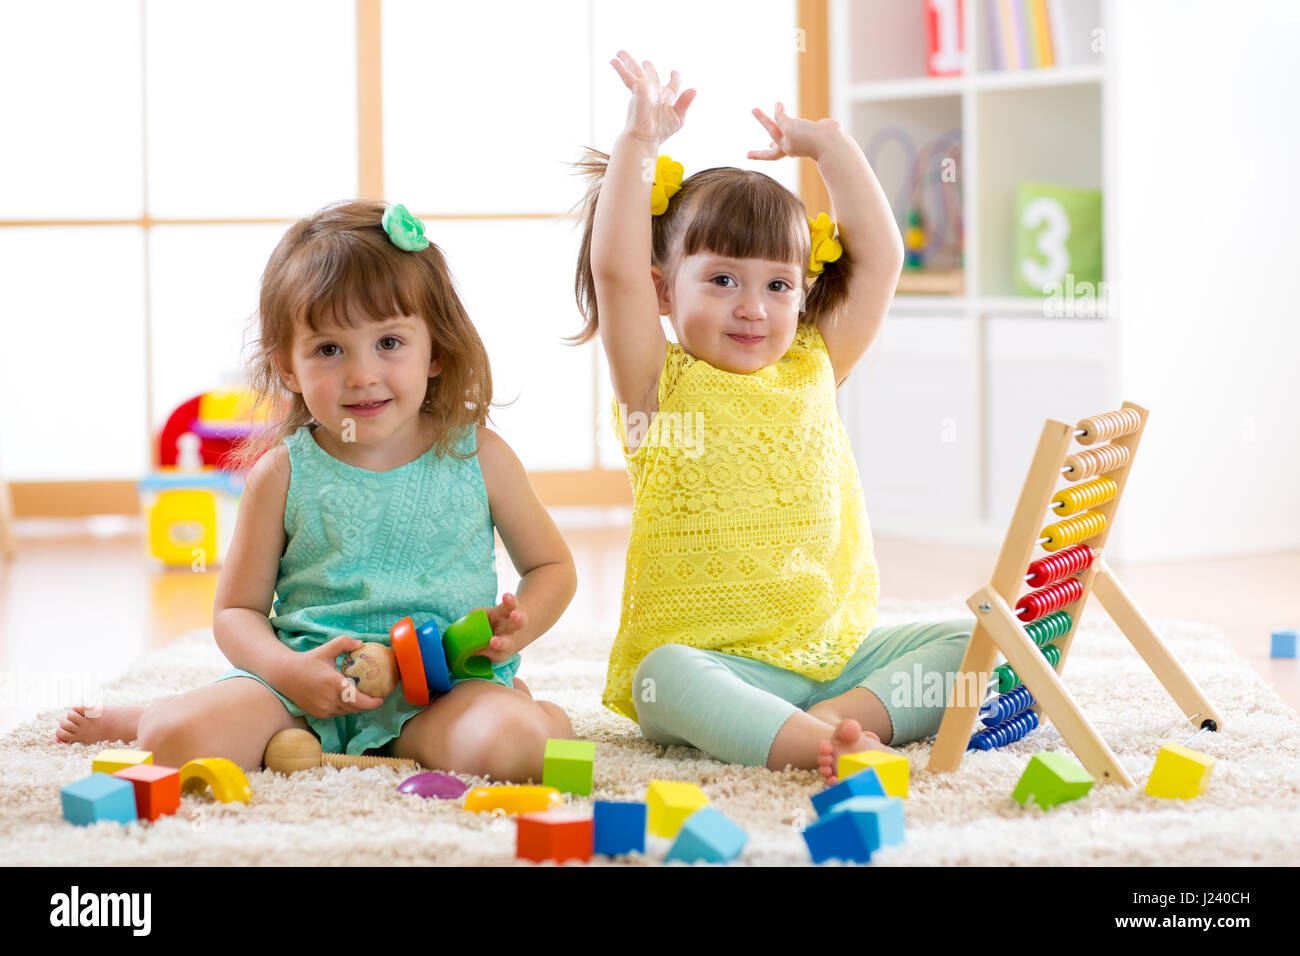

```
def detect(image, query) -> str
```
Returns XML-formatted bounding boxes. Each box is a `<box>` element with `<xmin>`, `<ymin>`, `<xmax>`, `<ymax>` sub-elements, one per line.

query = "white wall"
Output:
<box><xmin>1109</xmin><ymin>0</ymin><xmax>1300</xmax><ymax>561</ymax></box>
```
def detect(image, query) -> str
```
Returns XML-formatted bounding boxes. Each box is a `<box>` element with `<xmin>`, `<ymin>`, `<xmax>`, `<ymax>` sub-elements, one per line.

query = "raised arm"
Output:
<box><xmin>593</xmin><ymin>52</ymin><xmax>696</xmax><ymax>416</ymax></box>
<box><xmin>750</xmin><ymin>103</ymin><xmax>904</xmax><ymax>386</ymax></box>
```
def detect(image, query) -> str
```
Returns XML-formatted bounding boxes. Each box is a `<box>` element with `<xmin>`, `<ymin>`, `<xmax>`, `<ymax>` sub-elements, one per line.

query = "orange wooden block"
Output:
<box><xmin>516</xmin><ymin>811</ymin><xmax>593</xmax><ymax>864</ymax></box>
<box><xmin>113</xmin><ymin>764</ymin><xmax>181</xmax><ymax>821</ymax></box>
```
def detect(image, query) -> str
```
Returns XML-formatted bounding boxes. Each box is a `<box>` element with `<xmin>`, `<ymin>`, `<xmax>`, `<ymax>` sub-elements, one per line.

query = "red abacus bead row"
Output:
<box><xmin>1015</xmin><ymin>577</ymin><xmax>1085</xmax><ymax>623</ymax></box>
<box><xmin>1025</xmin><ymin>545</ymin><xmax>1096</xmax><ymax>588</ymax></box>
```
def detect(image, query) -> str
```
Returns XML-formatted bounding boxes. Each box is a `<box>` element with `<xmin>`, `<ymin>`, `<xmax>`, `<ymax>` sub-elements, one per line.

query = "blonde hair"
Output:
<box><xmin>567</xmin><ymin>148</ymin><xmax>853</xmax><ymax>344</ymax></box>
<box><xmin>228</xmin><ymin>199</ymin><xmax>493</xmax><ymax>471</ymax></box>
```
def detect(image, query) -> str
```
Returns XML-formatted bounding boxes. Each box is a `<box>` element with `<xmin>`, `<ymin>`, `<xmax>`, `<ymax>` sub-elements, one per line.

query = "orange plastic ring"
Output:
<box><xmin>389</xmin><ymin>616</ymin><xmax>429</xmax><ymax>706</ymax></box>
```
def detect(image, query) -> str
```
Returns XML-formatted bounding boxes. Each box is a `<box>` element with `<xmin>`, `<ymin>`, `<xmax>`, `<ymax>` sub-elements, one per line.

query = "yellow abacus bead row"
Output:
<box><xmin>1051</xmin><ymin>476</ymin><xmax>1118</xmax><ymax>516</ymax></box>
<box><xmin>1040</xmin><ymin>511</ymin><xmax>1107</xmax><ymax>551</ymax></box>
<box><xmin>1063</xmin><ymin>443</ymin><xmax>1129</xmax><ymax>481</ymax></box>
<box><xmin>1076</xmin><ymin>408</ymin><xmax>1142</xmax><ymax>446</ymax></box>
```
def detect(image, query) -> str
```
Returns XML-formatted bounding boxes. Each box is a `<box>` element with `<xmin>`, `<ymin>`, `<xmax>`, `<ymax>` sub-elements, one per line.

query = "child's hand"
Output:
<box><xmin>610</xmin><ymin>50</ymin><xmax>696</xmax><ymax>147</ymax></box>
<box><xmin>475</xmin><ymin>592</ymin><xmax>528</xmax><ymax>662</ymax></box>
<box><xmin>285</xmin><ymin>635</ymin><xmax>386</xmax><ymax>719</ymax></box>
<box><xmin>747</xmin><ymin>101</ymin><xmax>846</xmax><ymax>164</ymax></box>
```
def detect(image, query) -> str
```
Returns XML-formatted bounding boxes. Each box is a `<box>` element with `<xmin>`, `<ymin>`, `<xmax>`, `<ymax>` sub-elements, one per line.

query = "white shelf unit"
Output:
<box><xmin>832</xmin><ymin>0</ymin><xmax>1116</xmax><ymax>551</ymax></box>
<box><xmin>833</xmin><ymin>0</ymin><xmax>1300</xmax><ymax>563</ymax></box>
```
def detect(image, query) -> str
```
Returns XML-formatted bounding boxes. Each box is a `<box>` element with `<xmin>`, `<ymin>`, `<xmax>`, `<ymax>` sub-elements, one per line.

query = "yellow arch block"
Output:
<box><xmin>464</xmin><ymin>785</ymin><xmax>562</xmax><ymax>816</ymax></box>
<box><xmin>179</xmin><ymin>758</ymin><xmax>252</xmax><ymax>803</ymax></box>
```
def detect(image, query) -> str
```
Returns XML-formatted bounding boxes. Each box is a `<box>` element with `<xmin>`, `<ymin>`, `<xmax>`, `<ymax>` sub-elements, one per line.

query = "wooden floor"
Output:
<box><xmin>2</xmin><ymin>511</ymin><xmax>1296</xmax><ymax>736</ymax></box>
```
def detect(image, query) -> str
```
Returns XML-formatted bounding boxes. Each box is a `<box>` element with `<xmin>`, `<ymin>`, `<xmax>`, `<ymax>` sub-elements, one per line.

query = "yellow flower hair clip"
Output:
<box><xmin>807</xmin><ymin>212</ymin><xmax>843</xmax><ymax>277</ymax></box>
<box><xmin>651</xmin><ymin>155</ymin><xmax>684</xmax><ymax>216</ymax></box>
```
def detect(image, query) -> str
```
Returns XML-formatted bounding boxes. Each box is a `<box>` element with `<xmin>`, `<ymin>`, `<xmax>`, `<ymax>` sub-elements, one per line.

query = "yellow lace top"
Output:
<box><xmin>604</xmin><ymin>322</ymin><xmax>881</xmax><ymax>721</ymax></box>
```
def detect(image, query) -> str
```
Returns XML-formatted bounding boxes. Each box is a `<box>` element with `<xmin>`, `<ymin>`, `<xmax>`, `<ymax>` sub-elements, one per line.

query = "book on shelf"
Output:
<box><xmin>988</xmin><ymin>0</ymin><xmax>1064</xmax><ymax>70</ymax></box>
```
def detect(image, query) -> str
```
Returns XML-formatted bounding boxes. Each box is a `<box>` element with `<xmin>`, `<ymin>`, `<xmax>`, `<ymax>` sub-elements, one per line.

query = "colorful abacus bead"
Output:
<box><xmin>1016</xmin><ymin>579</ymin><xmax>1084</xmax><ymax>622</ymax></box>
<box><xmin>969</xmin><ymin>710</ymin><xmax>1039</xmax><ymax>750</ymax></box>
<box><xmin>979</xmin><ymin>684</ymin><xmax>1036</xmax><ymax>727</ymax></box>
<box><xmin>1051</xmin><ymin>477</ymin><xmax>1118</xmax><ymax>516</ymax></box>
<box><xmin>1024</xmin><ymin>610</ymin><xmax>1073</xmax><ymax>647</ymax></box>
<box><xmin>995</xmin><ymin>643</ymin><xmax>1061</xmax><ymax>693</ymax></box>
<box><xmin>1063</xmin><ymin>444</ymin><xmax>1128</xmax><ymax>481</ymax></box>
<box><xmin>1040</xmin><ymin>512</ymin><xmax>1106</xmax><ymax>551</ymax></box>
<box><xmin>1075</xmin><ymin>408</ymin><xmax>1141</xmax><ymax>445</ymax></box>
<box><xmin>1025</xmin><ymin>546</ymin><xmax>1095</xmax><ymax>588</ymax></box>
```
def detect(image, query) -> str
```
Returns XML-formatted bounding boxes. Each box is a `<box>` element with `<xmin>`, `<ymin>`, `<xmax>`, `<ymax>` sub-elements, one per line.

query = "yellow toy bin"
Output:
<box><xmin>138</xmin><ymin>470</ymin><xmax>243</xmax><ymax>569</ymax></box>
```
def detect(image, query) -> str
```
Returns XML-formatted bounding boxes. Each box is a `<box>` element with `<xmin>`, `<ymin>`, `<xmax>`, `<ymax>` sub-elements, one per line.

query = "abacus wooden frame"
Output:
<box><xmin>926</xmin><ymin>401</ymin><xmax>1224</xmax><ymax>786</ymax></box>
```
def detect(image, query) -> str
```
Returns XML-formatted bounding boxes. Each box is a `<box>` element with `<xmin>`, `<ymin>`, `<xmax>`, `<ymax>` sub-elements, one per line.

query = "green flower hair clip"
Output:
<box><xmin>382</xmin><ymin>203</ymin><xmax>430</xmax><ymax>252</ymax></box>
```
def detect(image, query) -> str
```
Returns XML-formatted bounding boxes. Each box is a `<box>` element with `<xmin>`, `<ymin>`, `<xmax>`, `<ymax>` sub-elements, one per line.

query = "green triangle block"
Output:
<box><xmin>1012</xmin><ymin>752</ymin><xmax>1094</xmax><ymax>810</ymax></box>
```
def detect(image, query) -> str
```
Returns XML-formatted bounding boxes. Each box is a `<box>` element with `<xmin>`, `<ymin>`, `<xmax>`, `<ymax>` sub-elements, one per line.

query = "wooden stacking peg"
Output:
<box><xmin>263</xmin><ymin>729</ymin><xmax>418</xmax><ymax>774</ymax></box>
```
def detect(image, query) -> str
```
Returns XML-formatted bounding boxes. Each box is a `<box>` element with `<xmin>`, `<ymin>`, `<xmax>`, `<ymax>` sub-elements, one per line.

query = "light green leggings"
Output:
<box><xmin>631</xmin><ymin>619</ymin><xmax>973</xmax><ymax>767</ymax></box>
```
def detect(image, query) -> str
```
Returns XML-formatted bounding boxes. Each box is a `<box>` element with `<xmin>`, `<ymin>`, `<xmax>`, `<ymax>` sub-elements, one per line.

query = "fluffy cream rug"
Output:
<box><xmin>5</xmin><ymin>601</ymin><xmax>1299</xmax><ymax>866</ymax></box>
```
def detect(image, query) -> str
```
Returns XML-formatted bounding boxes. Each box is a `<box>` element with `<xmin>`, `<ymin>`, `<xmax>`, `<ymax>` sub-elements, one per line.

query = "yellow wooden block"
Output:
<box><xmin>179</xmin><ymin>758</ymin><xmax>252</xmax><ymax>803</ymax></box>
<box><xmin>837</xmin><ymin>751</ymin><xmax>910</xmax><ymax>798</ymax></box>
<box><xmin>463</xmin><ymin>785</ymin><xmax>563</xmax><ymax>816</ymax></box>
<box><xmin>646</xmin><ymin>780</ymin><xmax>710</xmax><ymax>838</ymax></box>
<box><xmin>1145</xmin><ymin>744</ymin><xmax>1214</xmax><ymax>800</ymax></box>
<box><xmin>92</xmin><ymin>749</ymin><xmax>153</xmax><ymax>774</ymax></box>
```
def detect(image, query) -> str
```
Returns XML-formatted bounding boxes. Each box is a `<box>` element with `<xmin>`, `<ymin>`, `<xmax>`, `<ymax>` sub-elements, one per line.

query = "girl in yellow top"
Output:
<box><xmin>571</xmin><ymin>53</ymin><xmax>972</xmax><ymax>783</ymax></box>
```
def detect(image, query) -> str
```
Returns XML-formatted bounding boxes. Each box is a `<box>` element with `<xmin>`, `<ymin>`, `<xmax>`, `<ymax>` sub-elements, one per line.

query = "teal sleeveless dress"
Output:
<box><xmin>214</xmin><ymin>423</ymin><xmax>519</xmax><ymax>755</ymax></box>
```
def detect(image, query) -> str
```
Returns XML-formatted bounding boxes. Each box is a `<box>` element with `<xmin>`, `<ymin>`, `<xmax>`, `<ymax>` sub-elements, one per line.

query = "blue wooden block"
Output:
<box><xmin>61</xmin><ymin>773</ymin><xmax>138</xmax><ymax>826</ymax></box>
<box><xmin>1271</xmin><ymin>629</ymin><xmax>1297</xmax><ymax>659</ymax></box>
<box><xmin>664</xmin><ymin>806</ymin><xmax>747</xmax><ymax>864</ymax></box>
<box><xmin>810</xmin><ymin>767</ymin><xmax>886</xmax><ymax>819</ymax></box>
<box><xmin>593</xmin><ymin>801</ymin><xmax>646</xmax><ymax>856</ymax></box>
<box><xmin>802</xmin><ymin>795</ymin><xmax>905</xmax><ymax>864</ymax></box>
<box><xmin>803</xmin><ymin>810</ymin><xmax>873</xmax><ymax>863</ymax></box>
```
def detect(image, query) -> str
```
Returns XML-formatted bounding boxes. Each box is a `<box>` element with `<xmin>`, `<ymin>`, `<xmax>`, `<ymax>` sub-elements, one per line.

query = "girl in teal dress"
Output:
<box><xmin>56</xmin><ymin>200</ymin><xmax>577</xmax><ymax>782</ymax></box>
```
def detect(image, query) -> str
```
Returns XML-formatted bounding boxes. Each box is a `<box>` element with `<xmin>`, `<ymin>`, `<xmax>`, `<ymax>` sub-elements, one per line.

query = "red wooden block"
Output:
<box><xmin>113</xmin><ymin>764</ymin><xmax>181</xmax><ymax>821</ymax></box>
<box><xmin>516</xmin><ymin>811</ymin><xmax>593</xmax><ymax>864</ymax></box>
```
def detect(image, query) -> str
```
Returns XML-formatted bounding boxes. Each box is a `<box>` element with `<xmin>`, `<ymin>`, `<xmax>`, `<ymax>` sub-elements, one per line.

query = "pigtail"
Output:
<box><xmin>565</xmin><ymin>146</ymin><xmax>611</xmax><ymax>346</ymax></box>
<box><xmin>803</xmin><ymin>242</ymin><xmax>854</xmax><ymax>330</ymax></box>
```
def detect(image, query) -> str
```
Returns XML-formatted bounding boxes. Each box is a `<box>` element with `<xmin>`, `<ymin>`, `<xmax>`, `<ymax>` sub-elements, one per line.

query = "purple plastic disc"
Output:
<box><xmin>397</xmin><ymin>772</ymin><xmax>470</xmax><ymax>800</ymax></box>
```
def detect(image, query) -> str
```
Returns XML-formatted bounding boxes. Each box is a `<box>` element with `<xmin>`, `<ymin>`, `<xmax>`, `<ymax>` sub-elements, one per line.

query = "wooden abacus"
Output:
<box><xmin>927</xmin><ymin>402</ymin><xmax>1223</xmax><ymax>786</ymax></box>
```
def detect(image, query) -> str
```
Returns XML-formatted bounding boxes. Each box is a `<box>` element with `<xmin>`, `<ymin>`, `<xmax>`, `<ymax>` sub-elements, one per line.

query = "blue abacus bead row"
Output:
<box><xmin>978</xmin><ymin>684</ymin><xmax>1036</xmax><ymax>727</ymax></box>
<box><xmin>969</xmin><ymin>709</ymin><xmax>1039</xmax><ymax>750</ymax></box>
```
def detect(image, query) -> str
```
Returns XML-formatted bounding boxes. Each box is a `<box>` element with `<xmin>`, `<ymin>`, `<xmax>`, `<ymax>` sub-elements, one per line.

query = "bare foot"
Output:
<box><xmin>53</xmin><ymin>705</ymin><xmax>143</xmax><ymax>746</ymax></box>
<box><xmin>816</xmin><ymin>718</ymin><xmax>890</xmax><ymax>786</ymax></box>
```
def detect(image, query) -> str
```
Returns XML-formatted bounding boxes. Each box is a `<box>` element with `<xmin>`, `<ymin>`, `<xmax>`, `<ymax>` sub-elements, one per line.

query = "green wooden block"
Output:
<box><xmin>1015</xmin><ymin>181</ymin><xmax>1103</xmax><ymax>297</ymax></box>
<box><xmin>543</xmin><ymin>739</ymin><xmax>596</xmax><ymax>796</ymax></box>
<box><xmin>443</xmin><ymin>610</ymin><xmax>493</xmax><ymax>680</ymax></box>
<box><xmin>1012</xmin><ymin>752</ymin><xmax>1095</xmax><ymax>810</ymax></box>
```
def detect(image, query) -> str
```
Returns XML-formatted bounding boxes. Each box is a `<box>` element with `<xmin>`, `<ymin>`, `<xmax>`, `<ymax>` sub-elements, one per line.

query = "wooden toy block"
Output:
<box><xmin>112</xmin><ymin>765</ymin><xmax>181</xmax><ymax>821</ymax></box>
<box><xmin>179</xmin><ymin>757</ymin><xmax>252</xmax><ymax>803</ymax></box>
<box><xmin>646</xmin><ymin>780</ymin><xmax>710</xmax><ymax>838</ymax></box>
<box><xmin>444</xmin><ymin>610</ymin><xmax>493</xmax><ymax>680</ymax></box>
<box><xmin>543</xmin><ymin>738</ymin><xmax>596</xmax><ymax>796</ymax></box>
<box><xmin>593</xmin><ymin>801</ymin><xmax>646</xmax><ymax>856</ymax></box>
<box><xmin>61</xmin><ymin>773</ymin><xmax>138</xmax><ymax>826</ymax></box>
<box><xmin>802</xmin><ymin>796</ymin><xmax>905</xmax><ymax>864</ymax></box>
<box><xmin>92</xmin><ymin>749</ymin><xmax>153</xmax><ymax>775</ymax></box>
<box><xmin>516</xmin><ymin>811</ymin><xmax>593</xmax><ymax>863</ymax></box>
<box><xmin>810</xmin><ymin>767</ymin><xmax>886</xmax><ymax>819</ymax></box>
<box><xmin>837</xmin><ymin>751</ymin><xmax>910</xmax><ymax>798</ymax></box>
<box><xmin>664</xmin><ymin>807</ymin><xmax>747</xmax><ymax>864</ymax></box>
<box><xmin>1012</xmin><ymin>752</ymin><xmax>1095</xmax><ymax>810</ymax></box>
<box><xmin>464</xmin><ymin>785</ymin><xmax>563</xmax><ymax>816</ymax></box>
<box><xmin>1271</xmin><ymin>629</ymin><xmax>1298</xmax><ymax>659</ymax></box>
<box><xmin>1145</xmin><ymin>743</ymin><xmax>1215</xmax><ymax>800</ymax></box>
